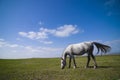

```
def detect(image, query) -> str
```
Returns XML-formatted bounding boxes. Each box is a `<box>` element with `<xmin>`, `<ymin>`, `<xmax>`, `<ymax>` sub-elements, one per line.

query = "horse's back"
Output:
<box><xmin>71</xmin><ymin>42</ymin><xmax>93</xmax><ymax>55</ymax></box>
<box><xmin>72</xmin><ymin>42</ymin><xmax>92</xmax><ymax>49</ymax></box>
<box><xmin>64</xmin><ymin>42</ymin><xmax>93</xmax><ymax>55</ymax></box>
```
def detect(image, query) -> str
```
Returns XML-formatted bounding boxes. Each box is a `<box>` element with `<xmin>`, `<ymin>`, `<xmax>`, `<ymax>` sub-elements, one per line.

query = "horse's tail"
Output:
<box><xmin>92</xmin><ymin>42</ymin><xmax>111</xmax><ymax>55</ymax></box>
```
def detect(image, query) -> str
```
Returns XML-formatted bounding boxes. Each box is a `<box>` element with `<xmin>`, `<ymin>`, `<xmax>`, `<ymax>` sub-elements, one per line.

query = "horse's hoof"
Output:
<box><xmin>94</xmin><ymin>66</ymin><xmax>97</xmax><ymax>69</ymax></box>
<box><xmin>73</xmin><ymin>66</ymin><xmax>76</xmax><ymax>69</ymax></box>
<box><xmin>85</xmin><ymin>66</ymin><xmax>88</xmax><ymax>69</ymax></box>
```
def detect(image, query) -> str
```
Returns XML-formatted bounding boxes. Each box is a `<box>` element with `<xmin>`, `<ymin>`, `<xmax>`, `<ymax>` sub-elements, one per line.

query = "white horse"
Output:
<box><xmin>61</xmin><ymin>41</ymin><xmax>111</xmax><ymax>69</ymax></box>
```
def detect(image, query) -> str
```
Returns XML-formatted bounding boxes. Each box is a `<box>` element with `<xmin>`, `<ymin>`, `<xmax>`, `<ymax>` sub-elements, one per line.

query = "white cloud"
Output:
<box><xmin>27</xmin><ymin>31</ymin><xmax>37</xmax><ymax>39</ymax></box>
<box><xmin>0</xmin><ymin>39</ymin><xmax>63</xmax><ymax>59</ymax></box>
<box><xmin>0</xmin><ymin>39</ymin><xmax>7</xmax><ymax>47</ymax></box>
<box><xmin>104</xmin><ymin>0</ymin><xmax>120</xmax><ymax>16</ymax></box>
<box><xmin>0</xmin><ymin>40</ymin><xmax>21</xmax><ymax>48</ymax></box>
<box><xmin>19</xmin><ymin>31</ymin><xmax>48</xmax><ymax>40</ymax></box>
<box><xmin>19</xmin><ymin>32</ymin><xmax>27</xmax><ymax>37</ymax></box>
<box><xmin>8</xmin><ymin>44</ymin><xmax>19</xmax><ymax>48</ymax></box>
<box><xmin>38</xmin><ymin>21</ymin><xmax>44</xmax><ymax>25</ymax></box>
<box><xmin>105</xmin><ymin>40</ymin><xmax>120</xmax><ymax>53</ymax></box>
<box><xmin>19</xmin><ymin>32</ymin><xmax>34</xmax><ymax>39</ymax></box>
<box><xmin>16</xmin><ymin>38</ymin><xmax>23</xmax><ymax>41</ymax></box>
<box><xmin>18</xmin><ymin>24</ymin><xmax>80</xmax><ymax>44</ymax></box>
<box><xmin>0</xmin><ymin>39</ymin><xmax>4</xmax><ymax>41</ymax></box>
<box><xmin>104</xmin><ymin>0</ymin><xmax>115</xmax><ymax>7</ymax></box>
<box><xmin>38</xmin><ymin>25</ymin><xmax>79</xmax><ymax>37</ymax></box>
<box><xmin>39</xmin><ymin>40</ymin><xmax>53</xmax><ymax>44</ymax></box>
<box><xmin>19</xmin><ymin>25</ymin><xmax>80</xmax><ymax>39</ymax></box>
<box><xmin>36</xmin><ymin>31</ymin><xmax>48</xmax><ymax>39</ymax></box>
<box><xmin>105</xmin><ymin>40</ymin><xmax>120</xmax><ymax>44</ymax></box>
<box><xmin>12</xmin><ymin>50</ymin><xmax>17</xmax><ymax>53</ymax></box>
<box><xmin>54</xmin><ymin>25</ymin><xmax>79</xmax><ymax>37</ymax></box>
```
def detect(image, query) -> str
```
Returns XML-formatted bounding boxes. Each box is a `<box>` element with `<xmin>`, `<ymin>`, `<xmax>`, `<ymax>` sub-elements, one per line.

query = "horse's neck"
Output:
<box><xmin>62</xmin><ymin>52</ymin><xmax>67</xmax><ymax>60</ymax></box>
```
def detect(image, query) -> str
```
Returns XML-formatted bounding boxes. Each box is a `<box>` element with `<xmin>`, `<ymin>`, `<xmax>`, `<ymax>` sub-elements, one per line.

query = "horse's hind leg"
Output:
<box><xmin>85</xmin><ymin>54</ymin><xmax>91</xmax><ymax>68</ymax></box>
<box><xmin>91</xmin><ymin>54</ymin><xmax>97</xmax><ymax>69</ymax></box>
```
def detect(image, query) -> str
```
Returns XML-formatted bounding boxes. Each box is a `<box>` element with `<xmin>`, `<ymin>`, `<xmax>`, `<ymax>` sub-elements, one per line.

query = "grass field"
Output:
<box><xmin>0</xmin><ymin>55</ymin><xmax>120</xmax><ymax>80</ymax></box>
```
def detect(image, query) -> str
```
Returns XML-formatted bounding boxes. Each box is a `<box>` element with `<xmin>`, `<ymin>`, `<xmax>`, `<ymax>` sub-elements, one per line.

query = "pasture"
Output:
<box><xmin>0</xmin><ymin>55</ymin><xmax>120</xmax><ymax>80</ymax></box>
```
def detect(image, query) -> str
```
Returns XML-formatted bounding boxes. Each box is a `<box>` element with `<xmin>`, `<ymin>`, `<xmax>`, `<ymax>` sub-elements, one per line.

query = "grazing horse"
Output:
<box><xmin>61</xmin><ymin>41</ymin><xmax>111</xmax><ymax>69</ymax></box>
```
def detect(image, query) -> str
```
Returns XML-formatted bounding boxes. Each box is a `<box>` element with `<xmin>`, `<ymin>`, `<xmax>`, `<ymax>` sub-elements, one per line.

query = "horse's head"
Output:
<box><xmin>61</xmin><ymin>57</ymin><xmax>66</xmax><ymax>69</ymax></box>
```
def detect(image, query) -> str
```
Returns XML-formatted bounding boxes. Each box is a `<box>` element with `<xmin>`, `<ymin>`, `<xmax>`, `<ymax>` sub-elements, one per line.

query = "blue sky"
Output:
<box><xmin>0</xmin><ymin>0</ymin><xmax>120</xmax><ymax>59</ymax></box>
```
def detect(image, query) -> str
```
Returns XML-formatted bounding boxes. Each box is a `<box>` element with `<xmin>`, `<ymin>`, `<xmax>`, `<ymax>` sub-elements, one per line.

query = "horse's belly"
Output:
<box><xmin>72</xmin><ymin>48</ymin><xmax>86</xmax><ymax>55</ymax></box>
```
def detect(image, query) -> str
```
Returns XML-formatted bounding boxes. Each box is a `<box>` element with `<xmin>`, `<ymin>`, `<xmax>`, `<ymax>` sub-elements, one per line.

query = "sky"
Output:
<box><xmin>0</xmin><ymin>0</ymin><xmax>120</xmax><ymax>59</ymax></box>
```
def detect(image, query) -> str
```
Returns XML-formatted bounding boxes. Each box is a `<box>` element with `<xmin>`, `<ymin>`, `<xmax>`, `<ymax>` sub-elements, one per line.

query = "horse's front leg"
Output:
<box><xmin>72</xmin><ymin>56</ymin><xmax>77</xmax><ymax>69</ymax></box>
<box><xmin>91</xmin><ymin>54</ymin><xmax>97</xmax><ymax>69</ymax></box>
<box><xmin>69</xmin><ymin>57</ymin><xmax>71</xmax><ymax>68</ymax></box>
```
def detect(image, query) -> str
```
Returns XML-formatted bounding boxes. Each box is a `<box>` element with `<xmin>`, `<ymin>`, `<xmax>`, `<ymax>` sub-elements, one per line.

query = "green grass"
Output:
<box><xmin>0</xmin><ymin>55</ymin><xmax>120</xmax><ymax>80</ymax></box>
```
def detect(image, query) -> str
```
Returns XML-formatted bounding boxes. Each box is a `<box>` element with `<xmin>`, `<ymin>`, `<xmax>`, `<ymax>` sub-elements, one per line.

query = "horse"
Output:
<box><xmin>61</xmin><ymin>41</ymin><xmax>111</xmax><ymax>69</ymax></box>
